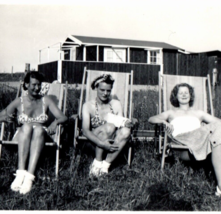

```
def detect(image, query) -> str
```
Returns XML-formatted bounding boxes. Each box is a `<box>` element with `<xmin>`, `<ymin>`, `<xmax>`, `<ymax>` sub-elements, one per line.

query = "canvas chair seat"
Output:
<box><xmin>71</xmin><ymin>67</ymin><xmax>134</xmax><ymax>171</ymax></box>
<box><xmin>155</xmin><ymin>72</ymin><xmax>213</xmax><ymax>170</ymax></box>
<box><xmin>0</xmin><ymin>81</ymin><xmax>68</xmax><ymax>178</ymax></box>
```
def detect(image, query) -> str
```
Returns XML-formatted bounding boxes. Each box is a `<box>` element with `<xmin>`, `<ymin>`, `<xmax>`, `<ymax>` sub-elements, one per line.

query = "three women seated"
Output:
<box><xmin>2</xmin><ymin>70</ymin><xmax>221</xmax><ymax>197</ymax></box>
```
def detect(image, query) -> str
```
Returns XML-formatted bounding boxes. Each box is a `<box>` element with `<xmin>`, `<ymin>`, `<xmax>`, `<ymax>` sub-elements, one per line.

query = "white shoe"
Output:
<box><xmin>99</xmin><ymin>160</ymin><xmax>111</xmax><ymax>176</ymax></box>
<box><xmin>11</xmin><ymin>170</ymin><xmax>27</xmax><ymax>192</ymax></box>
<box><xmin>99</xmin><ymin>167</ymin><xmax>108</xmax><ymax>175</ymax></box>
<box><xmin>19</xmin><ymin>172</ymin><xmax>35</xmax><ymax>195</ymax></box>
<box><xmin>215</xmin><ymin>186</ymin><xmax>221</xmax><ymax>197</ymax></box>
<box><xmin>89</xmin><ymin>159</ymin><xmax>102</xmax><ymax>178</ymax></box>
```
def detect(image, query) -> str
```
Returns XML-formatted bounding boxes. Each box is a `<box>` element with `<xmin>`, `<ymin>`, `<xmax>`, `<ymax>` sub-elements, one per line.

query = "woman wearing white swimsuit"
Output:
<box><xmin>148</xmin><ymin>83</ymin><xmax>221</xmax><ymax>197</ymax></box>
<box><xmin>0</xmin><ymin>71</ymin><xmax>67</xmax><ymax>195</ymax></box>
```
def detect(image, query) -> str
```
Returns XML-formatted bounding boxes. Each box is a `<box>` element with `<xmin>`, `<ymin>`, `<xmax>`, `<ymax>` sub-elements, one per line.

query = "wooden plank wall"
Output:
<box><xmin>163</xmin><ymin>51</ymin><xmax>209</xmax><ymax>77</ymax></box>
<box><xmin>38</xmin><ymin>61</ymin><xmax>58</xmax><ymax>83</ymax></box>
<box><xmin>130</xmin><ymin>48</ymin><xmax>147</xmax><ymax>63</ymax></box>
<box><xmin>38</xmin><ymin>52</ymin><xmax>221</xmax><ymax>85</ymax></box>
<box><xmin>60</xmin><ymin>61</ymin><xmax>160</xmax><ymax>85</ymax></box>
<box><xmin>163</xmin><ymin>50</ymin><xmax>177</xmax><ymax>75</ymax></box>
<box><xmin>178</xmin><ymin>53</ymin><xmax>208</xmax><ymax>76</ymax></box>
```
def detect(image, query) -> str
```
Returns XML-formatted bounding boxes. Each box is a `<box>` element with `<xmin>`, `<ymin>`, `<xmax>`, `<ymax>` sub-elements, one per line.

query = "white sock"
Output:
<box><xmin>93</xmin><ymin>159</ymin><xmax>103</xmax><ymax>168</ymax></box>
<box><xmin>101</xmin><ymin>160</ymin><xmax>111</xmax><ymax>172</ymax></box>
<box><xmin>217</xmin><ymin>186</ymin><xmax>221</xmax><ymax>193</ymax></box>
<box><xmin>99</xmin><ymin>161</ymin><xmax>111</xmax><ymax>174</ymax></box>
<box><xmin>11</xmin><ymin>169</ymin><xmax>27</xmax><ymax>192</ymax></box>
<box><xmin>19</xmin><ymin>171</ymin><xmax>35</xmax><ymax>195</ymax></box>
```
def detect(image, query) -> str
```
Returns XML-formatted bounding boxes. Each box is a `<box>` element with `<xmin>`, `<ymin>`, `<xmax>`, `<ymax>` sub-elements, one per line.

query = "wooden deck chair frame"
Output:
<box><xmin>0</xmin><ymin>81</ymin><xmax>68</xmax><ymax>178</ymax></box>
<box><xmin>156</xmin><ymin>72</ymin><xmax>214</xmax><ymax>170</ymax></box>
<box><xmin>73</xmin><ymin>67</ymin><xmax>134</xmax><ymax>166</ymax></box>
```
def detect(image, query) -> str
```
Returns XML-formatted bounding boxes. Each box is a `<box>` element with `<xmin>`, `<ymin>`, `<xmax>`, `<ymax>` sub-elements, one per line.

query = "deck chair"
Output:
<box><xmin>0</xmin><ymin>81</ymin><xmax>68</xmax><ymax>178</ymax></box>
<box><xmin>156</xmin><ymin>72</ymin><xmax>214</xmax><ymax>170</ymax></box>
<box><xmin>73</xmin><ymin>67</ymin><xmax>134</xmax><ymax>167</ymax></box>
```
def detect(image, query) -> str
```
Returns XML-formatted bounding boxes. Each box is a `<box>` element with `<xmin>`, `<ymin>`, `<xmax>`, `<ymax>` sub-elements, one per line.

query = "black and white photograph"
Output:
<box><xmin>0</xmin><ymin>0</ymin><xmax>221</xmax><ymax>211</ymax></box>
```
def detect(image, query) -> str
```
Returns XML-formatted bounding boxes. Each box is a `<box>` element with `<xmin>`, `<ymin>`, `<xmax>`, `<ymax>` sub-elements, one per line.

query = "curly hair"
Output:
<box><xmin>91</xmin><ymin>74</ymin><xmax>115</xmax><ymax>90</ymax></box>
<box><xmin>23</xmin><ymin>71</ymin><xmax>44</xmax><ymax>90</ymax></box>
<box><xmin>170</xmin><ymin>83</ymin><xmax>195</xmax><ymax>107</ymax></box>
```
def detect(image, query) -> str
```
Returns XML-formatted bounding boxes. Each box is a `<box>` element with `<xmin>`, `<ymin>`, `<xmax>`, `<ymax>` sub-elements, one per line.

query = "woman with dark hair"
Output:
<box><xmin>170</xmin><ymin>83</ymin><xmax>195</xmax><ymax>107</ymax></box>
<box><xmin>0</xmin><ymin>71</ymin><xmax>67</xmax><ymax>194</ymax></box>
<box><xmin>148</xmin><ymin>83</ymin><xmax>221</xmax><ymax>196</ymax></box>
<box><xmin>82</xmin><ymin>74</ymin><xmax>133</xmax><ymax>177</ymax></box>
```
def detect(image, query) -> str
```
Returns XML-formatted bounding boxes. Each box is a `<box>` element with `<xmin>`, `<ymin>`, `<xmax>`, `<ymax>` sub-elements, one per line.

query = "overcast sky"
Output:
<box><xmin>1</xmin><ymin>0</ymin><xmax>221</xmax><ymax>73</ymax></box>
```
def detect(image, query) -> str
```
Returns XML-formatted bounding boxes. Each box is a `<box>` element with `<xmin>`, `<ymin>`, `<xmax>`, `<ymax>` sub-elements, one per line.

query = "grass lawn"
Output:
<box><xmin>0</xmin><ymin>138</ymin><xmax>220</xmax><ymax>211</ymax></box>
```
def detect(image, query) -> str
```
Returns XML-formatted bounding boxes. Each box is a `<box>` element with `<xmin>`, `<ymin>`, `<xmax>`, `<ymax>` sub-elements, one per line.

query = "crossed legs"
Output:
<box><xmin>11</xmin><ymin>123</ymin><xmax>46</xmax><ymax>194</ymax></box>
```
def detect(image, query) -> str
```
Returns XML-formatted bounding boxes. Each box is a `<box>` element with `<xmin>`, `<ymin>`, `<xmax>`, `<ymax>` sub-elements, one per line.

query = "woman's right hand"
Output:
<box><xmin>5</xmin><ymin>114</ymin><xmax>16</xmax><ymax>123</ymax></box>
<box><xmin>163</xmin><ymin>121</ymin><xmax>174</xmax><ymax>135</ymax></box>
<box><xmin>101</xmin><ymin>140</ymin><xmax>119</xmax><ymax>152</ymax></box>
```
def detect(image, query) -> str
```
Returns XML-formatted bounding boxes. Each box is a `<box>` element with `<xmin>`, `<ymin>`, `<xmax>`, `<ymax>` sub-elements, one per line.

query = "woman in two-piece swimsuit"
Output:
<box><xmin>148</xmin><ymin>83</ymin><xmax>221</xmax><ymax>197</ymax></box>
<box><xmin>0</xmin><ymin>71</ymin><xmax>67</xmax><ymax>195</ymax></box>
<box><xmin>82</xmin><ymin>74</ymin><xmax>132</xmax><ymax>177</ymax></box>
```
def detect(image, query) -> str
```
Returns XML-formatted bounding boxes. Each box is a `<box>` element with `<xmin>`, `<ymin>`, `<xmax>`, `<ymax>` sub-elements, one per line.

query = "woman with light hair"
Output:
<box><xmin>82</xmin><ymin>74</ymin><xmax>133</xmax><ymax>177</ymax></box>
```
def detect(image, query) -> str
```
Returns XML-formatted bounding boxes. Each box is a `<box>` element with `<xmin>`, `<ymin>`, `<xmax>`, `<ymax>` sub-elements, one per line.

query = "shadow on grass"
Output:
<box><xmin>134</xmin><ymin>182</ymin><xmax>194</xmax><ymax>211</ymax></box>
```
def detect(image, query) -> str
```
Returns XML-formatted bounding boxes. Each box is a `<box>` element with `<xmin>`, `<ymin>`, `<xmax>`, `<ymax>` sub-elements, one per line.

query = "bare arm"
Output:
<box><xmin>114</xmin><ymin>100</ymin><xmax>123</xmax><ymax>117</ymax></box>
<box><xmin>148</xmin><ymin>110</ymin><xmax>174</xmax><ymax>134</ymax></box>
<box><xmin>45</xmin><ymin>96</ymin><xmax>68</xmax><ymax>134</ymax></box>
<box><xmin>0</xmin><ymin>109</ymin><xmax>8</xmax><ymax>122</ymax></box>
<box><xmin>148</xmin><ymin>110</ymin><xmax>172</xmax><ymax>125</ymax></box>
<box><xmin>0</xmin><ymin>98</ymin><xmax>19</xmax><ymax>122</ymax></box>
<box><xmin>82</xmin><ymin>103</ymin><xmax>104</xmax><ymax>147</ymax></box>
<box><xmin>47</xmin><ymin>96</ymin><xmax>67</xmax><ymax>124</ymax></box>
<box><xmin>199</xmin><ymin>110</ymin><xmax>221</xmax><ymax>124</ymax></box>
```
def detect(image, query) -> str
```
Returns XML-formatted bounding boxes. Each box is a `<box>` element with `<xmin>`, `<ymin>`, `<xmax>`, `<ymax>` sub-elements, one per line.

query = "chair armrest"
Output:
<box><xmin>154</xmin><ymin>123</ymin><xmax>165</xmax><ymax>136</ymax></box>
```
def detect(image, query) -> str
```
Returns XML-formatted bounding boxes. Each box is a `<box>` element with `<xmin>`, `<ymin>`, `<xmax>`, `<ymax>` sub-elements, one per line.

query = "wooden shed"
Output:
<box><xmin>38</xmin><ymin>35</ymin><xmax>221</xmax><ymax>85</ymax></box>
<box><xmin>38</xmin><ymin>35</ymin><xmax>182</xmax><ymax>85</ymax></box>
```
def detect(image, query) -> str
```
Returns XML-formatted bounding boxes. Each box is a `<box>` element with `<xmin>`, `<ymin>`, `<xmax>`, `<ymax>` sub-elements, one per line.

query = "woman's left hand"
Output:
<box><xmin>47</xmin><ymin>120</ymin><xmax>57</xmax><ymax>135</ymax></box>
<box><xmin>125</xmin><ymin>120</ymin><xmax>134</xmax><ymax>128</ymax></box>
<box><xmin>125</xmin><ymin>118</ymin><xmax>138</xmax><ymax>129</ymax></box>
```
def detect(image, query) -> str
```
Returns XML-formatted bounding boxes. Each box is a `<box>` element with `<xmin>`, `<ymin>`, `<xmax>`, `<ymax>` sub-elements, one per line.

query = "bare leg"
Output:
<box><xmin>27</xmin><ymin>126</ymin><xmax>46</xmax><ymax>174</ymax></box>
<box><xmin>176</xmin><ymin>150</ymin><xmax>192</xmax><ymax>161</ymax></box>
<box><xmin>105</xmin><ymin>127</ymin><xmax>131</xmax><ymax>163</ymax></box>
<box><xmin>89</xmin><ymin>123</ymin><xmax>116</xmax><ymax>177</ymax></box>
<box><xmin>13</xmin><ymin>123</ymin><xmax>33</xmax><ymax>169</ymax></box>
<box><xmin>211</xmin><ymin>145</ymin><xmax>221</xmax><ymax>190</ymax></box>
<box><xmin>19</xmin><ymin>126</ymin><xmax>46</xmax><ymax>195</ymax></box>
<box><xmin>92</xmin><ymin>123</ymin><xmax>116</xmax><ymax>161</ymax></box>
<box><xmin>11</xmin><ymin>123</ymin><xmax>33</xmax><ymax>192</ymax></box>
